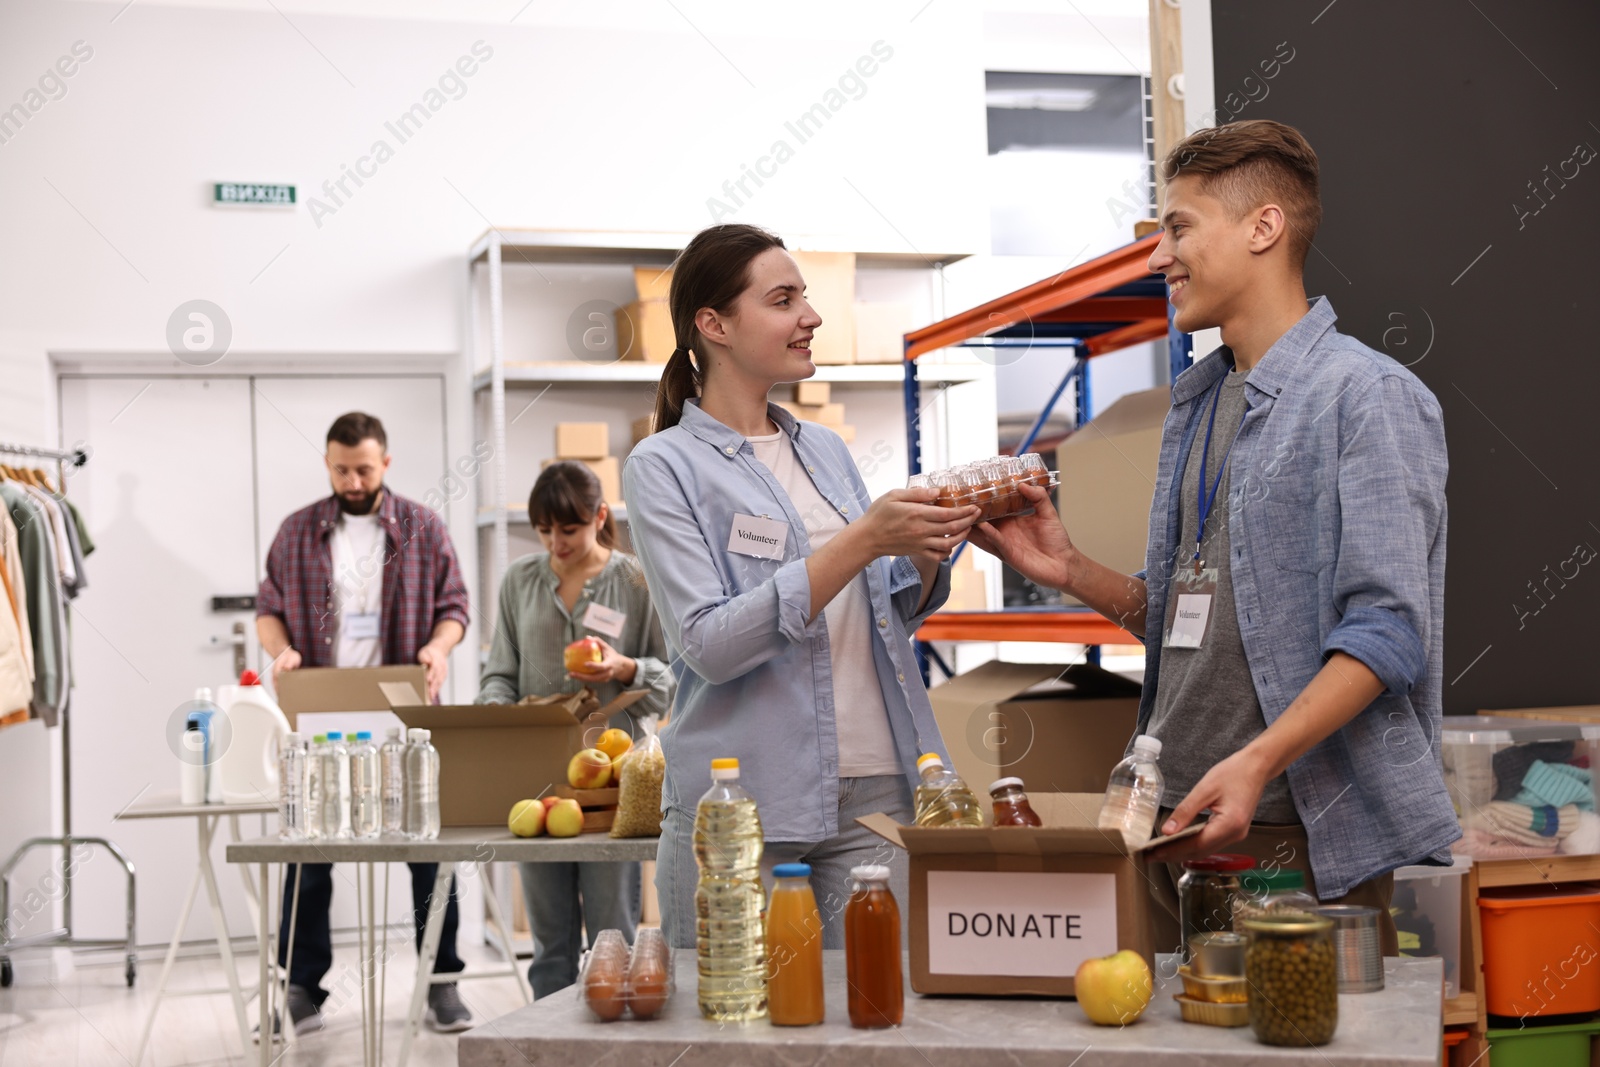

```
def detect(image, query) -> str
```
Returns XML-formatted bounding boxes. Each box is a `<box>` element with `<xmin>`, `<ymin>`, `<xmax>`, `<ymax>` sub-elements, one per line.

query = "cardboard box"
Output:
<box><xmin>555</xmin><ymin>422</ymin><xmax>609</xmax><ymax>459</ymax></box>
<box><xmin>275</xmin><ymin>665</ymin><xmax>428</xmax><ymax>731</ymax></box>
<box><xmin>858</xmin><ymin>792</ymin><xmax>1159</xmax><ymax>997</ymax></box>
<box><xmin>942</xmin><ymin>551</ymin><xmax>989</xmax><ymax>612</ymax></box>
<box><xmin>778</xmin><ymin>401</ymin><xmax>845</xmax><ymax>426</ymax></box>
<box><xmin>1057</xmin><ymin>386</ymin><xmax>1167</xmax><ymax>607</ymax></box>
<box><xmin>854</xmin><ymin>301</ymin><xmax>914</xmax><ymax>364</ymax></box>
<box><xmin>791</xmin><ymin>250</ymin><xmax>855</xmax><ymax>364</ymax></box>
<box><xmin>380</xmin><ymin>682</ymin><xmax>649</xmax><ymax>826</ymax></box>
<box><xmin>630</xmin><ymin>413</ymin><xmax>657</xmax><ymax>449</ymax></box>
<box><xmin>928</xmin><ymin>660</ymin><xmax>1141</xmax><ymax>798</ymax></box>
<box><xmin>541</xmin><ymin>455</ymin><xmax>620</xmax><ymax>504</ymax></box>
<box><xmin>614</xmin><ymin>299</ymin><xmax>675</xmax><ymax>363</ymax></box>
<box><xmin>632</xmin><ymin>266</ymin><xmax>673</xmax><ymax>302</ymax></box>
<box><xmin>836</xmin><ymin>424</ymin><xmax>856</xmax><ymax>444</ymax></box>
<box><xmin>795</xmin><ymin>380</ymin><xmax>831</xmax><ymax>406</ymax></box>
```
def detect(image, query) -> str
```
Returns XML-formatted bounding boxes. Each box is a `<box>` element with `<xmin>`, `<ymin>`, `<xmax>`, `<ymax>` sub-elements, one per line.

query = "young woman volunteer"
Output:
<box><xmin>476</xmin><ymin>462</ymin><xmax>674</xmax><ymax>997</ymax></box>
<box><xmin>623</xmin><ymin>223</ymin><xmax>980</xmax><ymax>949</ymax></box>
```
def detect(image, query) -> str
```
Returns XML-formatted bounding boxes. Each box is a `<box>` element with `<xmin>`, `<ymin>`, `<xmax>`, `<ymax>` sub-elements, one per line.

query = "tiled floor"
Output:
<box><xmin>0</xmin><ymin>936</ymin><xmax>528</xmax><ymax>1066</ymax></box>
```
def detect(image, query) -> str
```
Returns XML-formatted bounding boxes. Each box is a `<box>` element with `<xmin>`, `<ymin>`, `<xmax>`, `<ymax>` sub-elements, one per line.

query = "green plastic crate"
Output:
<box><xmin>1485</xmin><ymin>1018</ymin><xmax>1600</xmax><ymax>1067</ymax></box>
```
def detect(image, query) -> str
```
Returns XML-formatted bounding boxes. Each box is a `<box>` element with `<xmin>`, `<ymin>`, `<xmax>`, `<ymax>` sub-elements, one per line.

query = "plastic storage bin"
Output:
<box><xmin>1441</xmin><ymin>716</ymin><xmax>1600</xmax><ymax>859</ymax></box>
<box><xmin>1485</xmin><ymin>1018</ymin><xmax>1600</xmax><ymax>1067</ymax></box>
<box><xmin>1478</xmin><ymin>884</ymin><xmax>1600</xmax><ymax>1019</ymax></box>
<box><xmin>1392</xmin><ymin>856</ymin><xmax>1470</xmax><ymax>997</ymax></box>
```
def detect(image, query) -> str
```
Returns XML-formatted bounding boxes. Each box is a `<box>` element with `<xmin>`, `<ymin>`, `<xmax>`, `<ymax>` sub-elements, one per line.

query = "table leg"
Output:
<box><xmin>365</xmin><ymin>861</ymin><xmax>378</xmax><ymax>1067</ymax></box>
<box><xmin>281</xmin><ymin>861</ymin><xmax>302</xmax><ymax>1050</ymax></box>
<box><xmin>378</xmin><ymin>862</ymin><xmax>390</xmax><ymax>1067</ymax></box>
<box><xmin>132</xmin><ymin>859</ymin><xmax>204</xmax><ymax>1067</ymax></box>
<box><xmin>197</xmin><ymin>815</ymin><xmax>252</xmax><ymax>1055</ymax></box>
<box><xmin>398</xmin><ymin>864</ymin><xmax>451</xmax><ymax>1067</ymax></box>
<box><xmin>257</xmin><ymin>863</ymin><xmax>271</xmax><ymax>1067</ymax></box>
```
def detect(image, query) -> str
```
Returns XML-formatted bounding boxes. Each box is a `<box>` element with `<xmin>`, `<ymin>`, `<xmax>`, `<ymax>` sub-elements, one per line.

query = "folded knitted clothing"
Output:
<box><xmin>1467</xmin><ymin>801</ymin><xmax>1580</xmax><ymax>846</ymax></box>
<box><xmin>1513</xmin><ymin>759</ymin><xmax>1595</xmax><ymax>811</ymax></box>
<box><xmin>1559</xmin><ymin>811</ymin><xmax>1600</xmax><ymax>855</ymax></box>
<box><xmin>1456</xmin><ymin>828</ymin><xmax>1560</xmax><ymax>859</ymax></box>
<box><xmin>1494</xmin><ymin>741</ymin><xmax>1578</xmax><ymax>800</ymax></box>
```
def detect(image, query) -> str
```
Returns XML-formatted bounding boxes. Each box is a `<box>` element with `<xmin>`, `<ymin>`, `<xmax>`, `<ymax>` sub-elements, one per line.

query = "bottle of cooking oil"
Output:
<box><xmin>1098</xmin><ymin>734</ymin><xmax>1164</xmax><ymax>849</ymax></box>
<box><xmin>694</xmin><ymin>757</ymin><xmax>768</xmax><ymax>1021</ymax></box>
<box><xmin>913</xmin><ymin>753</ymin><xmax>985</xmax><ymax>827</ymax></box>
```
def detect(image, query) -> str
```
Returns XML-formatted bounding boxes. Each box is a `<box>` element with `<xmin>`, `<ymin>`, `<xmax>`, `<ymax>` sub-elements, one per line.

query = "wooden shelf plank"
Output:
<box><xmin>1442</xmin><ymin>991</ymin><xmax>1477</xmax><ymax>1026</ymax></box>
<box><xmin>916</xmin><ymin>610</ymin><xmax>1136</xmax><ymax>645</ymax></box>
<box><xmin>1475</xmin><ymin>854</ymin><xmax>1600</xmax><ymax>887</ymax></box>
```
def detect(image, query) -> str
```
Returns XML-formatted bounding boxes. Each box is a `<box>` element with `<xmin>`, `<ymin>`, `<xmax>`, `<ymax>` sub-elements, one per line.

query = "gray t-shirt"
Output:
<box><xmin>1146</xmin><ymin>367</ymin><xmax>1298</xmax><ymax>824</ymax></box>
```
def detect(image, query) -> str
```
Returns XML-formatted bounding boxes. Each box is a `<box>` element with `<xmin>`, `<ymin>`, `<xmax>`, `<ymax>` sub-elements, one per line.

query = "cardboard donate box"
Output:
<box><xmin>379</xmin><ymin>682</ymin><xmax>649</xmax><ymax>827</ymax></box>
<box><xmin>858</xmin><ymin>792</ymin><xmax>1166</xmax><ymax>997</ymax></box>
<box><xmin>274</xmin><ymin>665</ymin><xmax>428</xmax><ymax>731</ymax></box>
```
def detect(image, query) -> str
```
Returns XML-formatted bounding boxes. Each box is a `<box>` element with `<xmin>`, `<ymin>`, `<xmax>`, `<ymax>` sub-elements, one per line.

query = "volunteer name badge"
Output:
<box><xmin>344</xmin><ymin>613</ymin><xmax>381</xmax><ymax>640</ymax></box>
<box><xmin>1167</xmin><ymin>594</ymin><xmax>1212</xmax><ymax>648</ymax></box>
<box><xmin>728</xmin><ymin>513</ymin><xmax>787</xmax><ymax>561</ymax></box>
<box><xmin>581</xmin><ymin>602</ymin><xmax>627</xmax><ymax>640</ymax></box>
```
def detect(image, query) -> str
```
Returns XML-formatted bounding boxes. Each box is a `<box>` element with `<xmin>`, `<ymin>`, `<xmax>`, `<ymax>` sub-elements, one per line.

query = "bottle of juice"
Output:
<box><xmin>988</xmin><ymin>777</ymin><xmax>1043</xmax><ymax>826</ymax></box>
<box><xmin>912</xmin><ymin>753</ymin><xmax>984</xmax><ymax>827</ymax></box>
<box><xmin>1098</xmin><ymin>734</ymin><xmax>1164</xmax><ymax>849</ymax></box>
<box><xmin>766</xmin><ymin>863</ymin><xmax>824</xmax><ymax>1026</ymax></box>
<box><xmin>844</xmin><ymin>865</ymin><xmax>903</xmax><ymax>1028</ymax></box>
<box><xmin>694</xmin><ymin>757</ymin><xmax>767</xmax><ymax>1021</ymax></box>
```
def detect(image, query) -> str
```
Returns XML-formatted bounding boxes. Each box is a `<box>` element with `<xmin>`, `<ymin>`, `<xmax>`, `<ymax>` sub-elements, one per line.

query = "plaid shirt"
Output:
<box><xmin>257</xmin><ymin>491</ymin><xmax>470</xmax><ymax>668</ymax></box>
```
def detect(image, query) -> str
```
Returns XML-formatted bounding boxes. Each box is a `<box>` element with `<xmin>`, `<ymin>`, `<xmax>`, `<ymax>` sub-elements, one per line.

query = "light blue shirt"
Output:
<box><xmin>622</xmin><ymin>399</ymin><xmax>953</xmax><ymax>842</ymax></box>
<box><xmin>1138</xmin><ymin>297</ymin><xmax>1460</xmax><ymax>898</ymax></box>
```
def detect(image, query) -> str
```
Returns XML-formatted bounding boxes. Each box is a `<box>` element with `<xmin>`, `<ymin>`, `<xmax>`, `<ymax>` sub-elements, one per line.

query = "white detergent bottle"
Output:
<box><xmin>217</xmin><ymin>670</ymin><xmax>292</xmax><ymax>803</ymax></box>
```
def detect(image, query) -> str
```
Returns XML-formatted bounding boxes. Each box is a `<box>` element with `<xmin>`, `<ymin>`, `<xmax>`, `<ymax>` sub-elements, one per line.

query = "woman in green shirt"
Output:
<box><xmin>477</xmin><ymin>461</ymin><xmax>673</xmax><ymax>997</ymax></box>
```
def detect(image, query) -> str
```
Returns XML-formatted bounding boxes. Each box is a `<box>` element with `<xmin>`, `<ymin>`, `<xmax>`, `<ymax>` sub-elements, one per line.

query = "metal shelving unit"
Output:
<box><xmin>899</xmin><ymin>233</ymin><xmax>1191</xmax><ymax>675</ymax></box>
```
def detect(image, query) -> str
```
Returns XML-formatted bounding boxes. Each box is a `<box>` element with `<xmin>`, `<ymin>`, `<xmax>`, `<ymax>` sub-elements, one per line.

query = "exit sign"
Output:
<box><xmin>214</xmin><ymin>182</ymin><xmax>295</xmax><ymax>206</ymax></box>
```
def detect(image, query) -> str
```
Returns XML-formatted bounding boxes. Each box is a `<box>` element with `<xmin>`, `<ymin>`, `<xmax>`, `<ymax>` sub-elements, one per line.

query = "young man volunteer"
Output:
<box><xmin>257</xmin><ymin>412</ymin><xmax>475</xmax><ymax>1032</ymax></box>
<box><xmin>971</xmin><ymin>120</ymin><xmax>1459</xmax><ymax>954</ymax></box>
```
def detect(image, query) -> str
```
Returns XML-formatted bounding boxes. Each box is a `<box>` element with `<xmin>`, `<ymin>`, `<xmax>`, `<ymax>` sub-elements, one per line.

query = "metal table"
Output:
<box><xmin>226</xmin><ymin>828</ymin><xmax>661</xmax><ymax>1067</ymax></box>
<box><xmin>115</xmin><ymin>792</ymin><xmax>276</xmax><ymax>1066</ymax></box>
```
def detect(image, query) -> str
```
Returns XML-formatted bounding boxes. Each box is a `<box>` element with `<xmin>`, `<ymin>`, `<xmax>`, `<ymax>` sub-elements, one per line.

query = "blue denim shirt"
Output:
<box><xmin>1138</xmin><ymin>297</ymin><xmax>1460</xmax><ymax>898</ymax></box>
<box><xmin>622</xmin><ymin>398</ymin><xmax>953</xmax><ymax>842</ymax></box>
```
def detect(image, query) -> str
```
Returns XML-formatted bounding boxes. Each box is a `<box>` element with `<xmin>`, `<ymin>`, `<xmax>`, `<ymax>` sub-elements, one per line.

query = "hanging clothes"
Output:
<box><xmin>0</xmin><ymin>505</ymin><xmax>32</xmax><ymax>715</ymax></box>
<box><xmin>0</xmin><ymin>482</ymin><xmax>66</xmax><ymax>726</ymax></box>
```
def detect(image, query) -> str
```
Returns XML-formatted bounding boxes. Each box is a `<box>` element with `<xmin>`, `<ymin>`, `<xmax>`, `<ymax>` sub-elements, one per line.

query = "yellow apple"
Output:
<box><xmin>1074</xmin><ymin>950</ymin><xmax>1153</xmax><ymax>1025</ymax></box>
<box><xmin>545</xmin><ymin>797</ymin><xmax>584</xmax><ymax>837</ymax></box>
<box><xmin>540</xmin><ymin>795</ymin><xmax>562</xmax><ymax>814</ymax></box>
<box><xmin>595</xmin><ymin>728</ymin><xmax>633</xmax><ymax>762</ymax></box>
<box><xmin>568</xmin><ymin>747</ymin><xmax>613</xmax><ymax>789</ymax></box>
<box><xmin>564</xmin><ymin>637</ymin><xmax>604</xmax><ymax>674</ymax></box>
<box><xmin>508</xmin><ymin>799</ymin><xmax>546</xmax><ymax>837</ymax></box>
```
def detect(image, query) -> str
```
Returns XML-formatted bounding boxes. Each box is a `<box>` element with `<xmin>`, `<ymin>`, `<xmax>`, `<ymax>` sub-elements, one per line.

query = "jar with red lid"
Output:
<box><xmin>987</xmin><ymin>777</ymin><xmax>1043</xmax><ymax>827</ymax></box>
<box><xmin>1178</xmin><ymin>854</ymin><xmax>1255</xmax><ymax>963</ymax></box>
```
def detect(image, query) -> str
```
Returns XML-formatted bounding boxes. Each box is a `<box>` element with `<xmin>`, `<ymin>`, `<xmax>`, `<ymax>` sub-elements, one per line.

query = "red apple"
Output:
<box><xmin>540</xmin><ymin>796</ymin><xmax>562</xmax><ymax>814</ymax></box>
<box><xmin>508</xmin><ymin>799</ymin><xmax>546</xmax><ymax>837</ymax></box>
<box><xmin>564</xmin><ymin>637</ymin><xmax>604</xmax><ymax>674</ymax></box>
<box><xmin>568</xmin><ymin>747</ymin><xmax>613</xmax><ymax>789</ymax></box>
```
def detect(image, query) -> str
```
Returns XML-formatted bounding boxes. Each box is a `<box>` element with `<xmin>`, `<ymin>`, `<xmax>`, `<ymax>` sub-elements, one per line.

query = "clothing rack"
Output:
<box><xmin>0</xmin><ymin>441</ymin><xmax>137</xmax><ymax>988</ymax></box>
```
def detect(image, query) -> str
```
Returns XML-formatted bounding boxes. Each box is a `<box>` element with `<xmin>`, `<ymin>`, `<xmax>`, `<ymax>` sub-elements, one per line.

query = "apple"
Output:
<box><xmin>568</xmin><ymin>747</ymin><xmax>613</xmax><ymax>789</ymax></box>
<box><xmin>545</xmin><ymin>798</ymin><xmax>584</xmax><ymax>837</ymax></box>
<box><xmin>540</xmin><ymin>796</ymin><xmax>562</xmax><ymax>814</ymax></box>
<box><xmin>610</xmin><ymin>753</ymin><xmax>626</xmax><ymax>784</ymax></box>
<box><xmin>564</xmin><ymin>637</ymin><xmax>605</xmax><ymax>674</ymax></box>
<box><xmin>508</xmin><ymin>799</ymin><xmax>546</xmax><ymax>837</ymax></box>
<box><xmin>1074</xmin><ymin>950</ymin><xmax>1153</xmax><ymax>1026</ymax></box>
<box><xmin>595</xmin><ymin>728</ymin><xmax>632</xmax><ymax>762</ymax></box>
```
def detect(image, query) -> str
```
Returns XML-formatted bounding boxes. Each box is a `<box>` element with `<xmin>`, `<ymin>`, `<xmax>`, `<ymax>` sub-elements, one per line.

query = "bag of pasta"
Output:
<box><xmin>610</xmin><ymin>717</ymin><xmax>665</xmax><ymax>838</ymax></box>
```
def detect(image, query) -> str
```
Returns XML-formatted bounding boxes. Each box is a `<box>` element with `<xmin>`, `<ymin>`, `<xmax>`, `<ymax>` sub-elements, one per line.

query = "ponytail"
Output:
<box><xmin>646</xmin><ymin>223</ymin><xmax>787</xmax><ymax>435</ymax></box>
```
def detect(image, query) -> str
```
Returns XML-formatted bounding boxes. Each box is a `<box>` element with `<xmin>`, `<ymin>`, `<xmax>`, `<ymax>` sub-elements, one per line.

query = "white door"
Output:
<box><xmin>60</xmin><ymin>373</ymin><xmax>449</xmax><ymax>948</ymax></box>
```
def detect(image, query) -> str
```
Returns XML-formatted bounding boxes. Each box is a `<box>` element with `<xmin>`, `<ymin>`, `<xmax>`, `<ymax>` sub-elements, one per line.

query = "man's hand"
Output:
<box><xmin>567</xmin><ymin>638</ymin><xmax>638</xmax><ymax>686</ymax></box>
<box><xmin>1143</xmin><ymin>748</ymin><xmax>1272</xmax><ymax>863</ymax></box>
<box><xmin>967</xmin><ymin>483</ymin><xmax>1076</xmax><ymax>592</ymax></box>
<box><xmin>270</xmin><ymin>647</ymin><xmax>302</xmax><ymax>684</ymax></box>
<box><xmin>417</xmin><ymin>642</ymin><xmax>451</xmax><ymax>702</ymax></box>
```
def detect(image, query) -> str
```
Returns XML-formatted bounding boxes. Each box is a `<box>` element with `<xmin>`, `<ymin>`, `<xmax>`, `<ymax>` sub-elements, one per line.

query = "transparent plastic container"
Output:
<box><xmin>987</xmin><ymin>777</ymin><xmax>1043</xmax><ymax>826</ymax></box>
<box><xmin>1441</xmin><ymin>716</ymin><xmax>1600</xmax><ymax>859</ymax></box>
<box><xmin>1178</xmin><ymin>853</ymin><xmax>1255</xmax><ymax>960</ymax></box>
<box><xmin>348</xmin><ymin>730</ymin><xmax>380</xmax><ymax>839</ymax></box>
<box><xmin>1392</xmin><ymin>856</ymin><xmax>1469</xmax><ymax>997</ymax></box>
<box><xmin>694</xmin><ymin>757</ymin><xmax>767</xmax><ymax>1022</ymax></box>
<box><xmin>913</xmin><ymin>753</ymin><xmax>984</xmax><ymax>827</ymax></box>
<box><xmin>624</xmin><ymin>928</ymin><xmax>674</xmax><ymax>1020</ymax></box>
<box><xmin>379</xmin><ymin>726</ymin><xmax>406</xmax><ymax>836</ymax></box>
<box><xmin>403</xmin><ymin>728</ymin><xmax>440</xmax><ymax>840</ymax></box>
<box><xmin>319</xmin><ymin>731</ymin><xmax>351</xmax><ymax>838</ymax></box>
<box><xmin>579</xmin><ymin>928</ymin><xmax>631</xmax><ymax>1022</ymax></box>
<box><xmin>277</xmin><ymin>733</ymin><xmax>306</xmax><ymax>840</ymax></box>
<box><xmin>303</xmin><ymin>734</ymin><xmax>326</xmax><ymax>840</ymax></box>
<box><xmin>766</xmin><ymin>863</ymin><xmax>824</xmax><ymax>1025</ymax></box>
<box><xmin>1097</xmin><ymin>734</ymin><xmax>1163</xmax><ymax>849</ymax></box>
<box><xmin>1243</xmin><ymin>913</ymin><xmax>1338</xmax><ymax>1047</ymax></box>
<box><xmin>845</xmin><ymin>865</ymin><xmax>903</xmax><ymax>1029</ymax></box>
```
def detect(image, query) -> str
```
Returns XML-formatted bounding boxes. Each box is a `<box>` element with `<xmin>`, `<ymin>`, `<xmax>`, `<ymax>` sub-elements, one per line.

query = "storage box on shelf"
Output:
<box><xmin>1484</xmin><ymin>1018</ymin><xmax>1600</xmax><ymax>1067</ymax></box>
<box><xmin>555</xmin><ymin>422</ymin><xmax>609</xmax><ymax>459</ymax></box>
<box><xmin>1394</xmin><ymin>857</ymin><xmax>1471</xmax><ymax>998</ymax></box>
<box><xmin>1477</xmin><ymin>883</ymin><xmax>1600</xmax><ymax>1021</ymax></box>
<box><xmin>1441</xmin><ymin>715</ymin><xmax>1600</xmax><ymax>860</ymax></box>
<box><xmin>854</xmin><ymin>301</ymin><xmax>914</xmax><ymax>363</ymax></box>
<box><xmin>790</xmin><ymin>251</ymin><xmax>855</xmax><ymax>364</ymax></box>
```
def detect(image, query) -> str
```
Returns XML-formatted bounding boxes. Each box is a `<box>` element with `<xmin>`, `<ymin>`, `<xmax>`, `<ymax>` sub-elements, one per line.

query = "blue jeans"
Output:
<box><xmin>656</xmin><ymin>774</ymin><xmax>914</xmax><ymax>951</ymax></box>
<box><xmin>517</xmin><ymin>861</ymin><xmax>640</xmax><ymax>999</ymax></box>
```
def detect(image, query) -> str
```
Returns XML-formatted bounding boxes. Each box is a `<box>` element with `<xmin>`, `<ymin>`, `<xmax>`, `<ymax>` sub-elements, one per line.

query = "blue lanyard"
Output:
<box><xmin>1193</xmin><ymin>375</ymin><xmax>1248</xmax><ymax>575</ymax></box>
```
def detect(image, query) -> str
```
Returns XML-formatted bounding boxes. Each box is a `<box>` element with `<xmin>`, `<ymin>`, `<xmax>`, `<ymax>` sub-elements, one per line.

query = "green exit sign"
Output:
<box><xmin>214</xmin><ymin>182</ymin><xmax>295</xmax><ymax>206</ymax></box>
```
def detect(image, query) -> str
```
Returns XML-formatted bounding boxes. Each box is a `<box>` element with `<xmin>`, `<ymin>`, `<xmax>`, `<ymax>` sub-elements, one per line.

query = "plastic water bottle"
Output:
<box><xmin>379</xmin><ymin>726</ymin><xmax>406</xmax><ymax>836</ymax></box>
<box><xmin>694</xmin><ymin>757</ymin><xmax>767</xmax><ymax>1021</ymax></box>
<box><xmin>319</xmin><ymin>731</ymin><xmax>351</xmax><ymax>838</ymax></box>
<box><xmin>1098</xmin><ymin>734</ymin><xmax>1164</xmax><ymax>850</ymax></box>
<box><xmin>403</xmin><ymin>728</ymin><xmax>440</xmax><ymax>840</ymax></box>
<box><xmin>348</xmin><ymin>731</ymin><xmax>380</xmax><ymax>839</ymax></box>
<box><xmin>277</xmin><ymin>733</ymin><xmax>307</xmax><ymax>839</ymax></box>
<box><xmin>303</xmin><ymin>734</ymin><xmax>327</xmax><ymax>840</ymax></box>
<box><xmin>912</xmin><ymin>753</ymin><xmax>984</xmax><ymax>827</ymax></box>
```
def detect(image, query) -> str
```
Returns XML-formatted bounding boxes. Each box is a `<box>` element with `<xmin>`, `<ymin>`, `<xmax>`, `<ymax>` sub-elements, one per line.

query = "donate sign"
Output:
<box><xmin>925</xmin><ymin>869</ymin><xmax>1119</xmax><ymax>977</ymax></box>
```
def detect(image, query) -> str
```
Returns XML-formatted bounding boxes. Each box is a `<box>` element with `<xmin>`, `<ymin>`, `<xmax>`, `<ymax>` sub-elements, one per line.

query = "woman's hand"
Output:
<box><xmin>863</xmin><ymin>487</ymin><xmax>980</xmax><ymax>558</ymax></box>
<box><xmin>967</xmin><ymin>482</ymin><xmax>1077</xmax><ymax>593</ymax></box>
<box><xmin>567</xmin><ymin>638</ymin><xmax>638</xmax><ymax>686</ymax></box>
